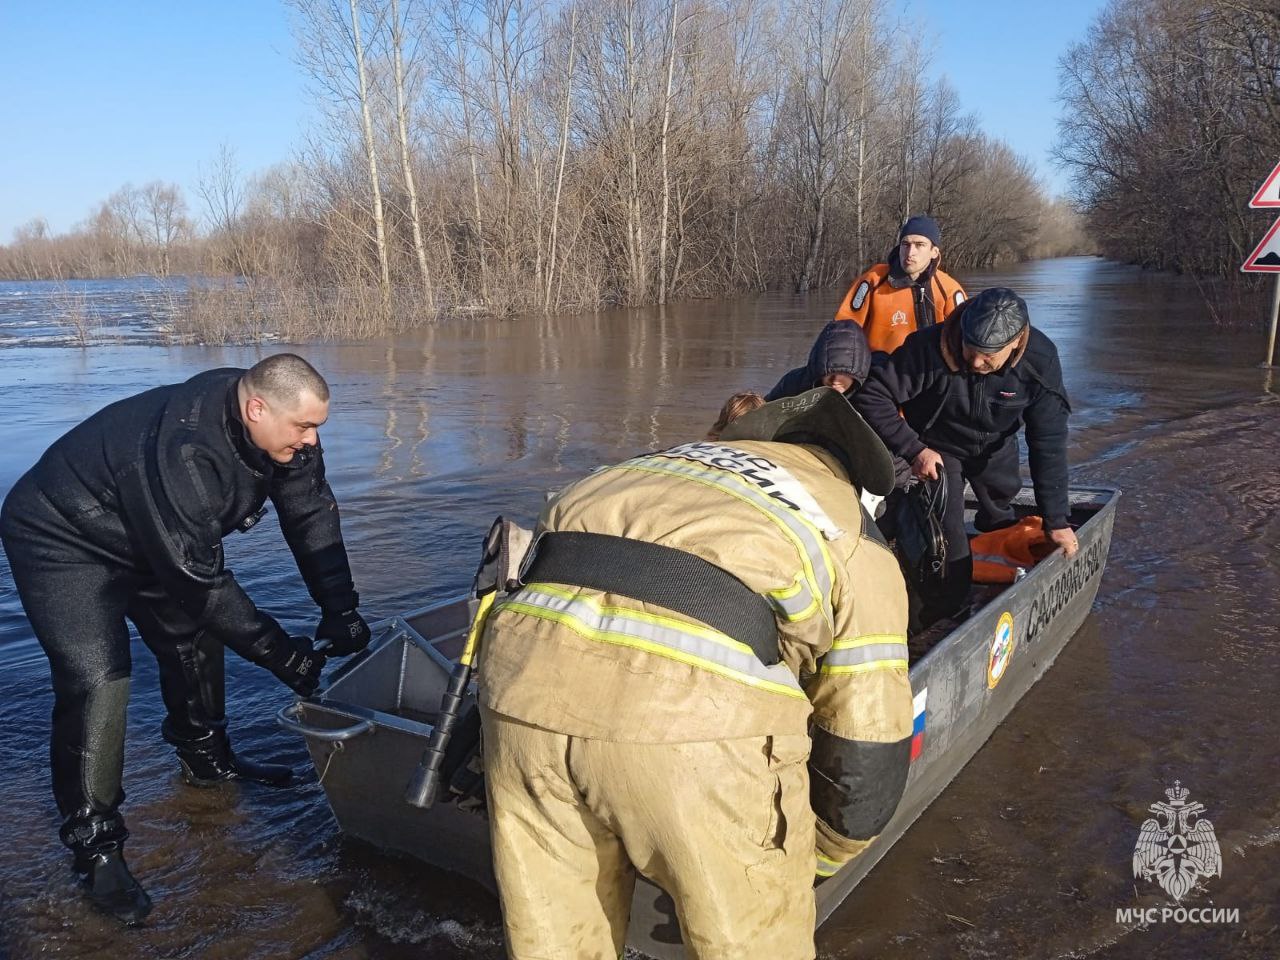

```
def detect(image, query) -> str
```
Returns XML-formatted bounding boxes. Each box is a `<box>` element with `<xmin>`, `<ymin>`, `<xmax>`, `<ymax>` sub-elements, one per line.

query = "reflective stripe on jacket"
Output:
<box><xmin>477</xmin><ymin>439</ymin><xmax>914</xmax><ymax>868</ymax></box>
<box><xmin>835</xmin><ymin>261</ymin><xmax>966</xmax><ymax>356</ymax></box>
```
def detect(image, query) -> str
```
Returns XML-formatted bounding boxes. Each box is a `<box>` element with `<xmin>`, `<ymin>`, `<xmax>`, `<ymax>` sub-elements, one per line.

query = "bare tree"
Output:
<box><xmin>1056</xmin><ymin>0</ymin><xmax>1279</xmax><ymax>291</ymax></box>
<box><xmin>545</xmin><ymin>3</ymin><xmax>578</xmax><ymax>310</ymax></box>
<box><xmin>4</xmin><ymin>0</ymin><xmax>1089</xmax><ymax>327</ymax></box>
<box><xmin>656</xmin><ymin>0</ymin><xmax>680</xmax><ymax>305</ymax></box>
<box><xmin>787</xmin><ymin>0</ymin><xmax>865</xmax><ymax>292</ymax></box>
<box><xmin>139</xmin><ymin>182</ymin><xmax>191</xmax><ymax>276</ymax></box>
<box><xmin>289</xmin><ymin>0</ymin><xmax>394</xmax><ymax>317</ymax></box>
<box><xmin>348</xmin><ymin>0</ymin><xmax>393</xmax><ymax>315</ymax></box>
<box><xmin>389</xmin><ymin>0</ymin><xmax>435</xmax><ymax>311</ymax></box>
<box><xmin>439</xmin><ymin>0</ymin><xmax>491</xmax><ymax>301</ymax></box>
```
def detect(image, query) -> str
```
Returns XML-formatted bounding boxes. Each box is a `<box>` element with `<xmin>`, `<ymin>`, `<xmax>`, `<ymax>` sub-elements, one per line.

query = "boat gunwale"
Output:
<box><xmin>912</xmin><ymin>483</ymin><xmax>1119</xmax><ymax>676</ymax></box>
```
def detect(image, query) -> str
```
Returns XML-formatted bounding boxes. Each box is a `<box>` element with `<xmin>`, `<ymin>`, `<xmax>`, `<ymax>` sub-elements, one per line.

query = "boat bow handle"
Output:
<box><xmin>276</xmin><ymin>702</ymin><xmax>375</xmax><ymax>742</ymax></box>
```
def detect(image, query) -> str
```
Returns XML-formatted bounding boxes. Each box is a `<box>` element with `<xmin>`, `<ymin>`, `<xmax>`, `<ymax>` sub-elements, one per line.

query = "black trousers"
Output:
<box><xmin>926</xmin><ymin>436</ymin><xmax>1023</xmax><ymax>624</ymax></box>
<box><xmin>1</xmin><ymin>503</ymin><xmax>227</xmax><ymax>851</ymax></box>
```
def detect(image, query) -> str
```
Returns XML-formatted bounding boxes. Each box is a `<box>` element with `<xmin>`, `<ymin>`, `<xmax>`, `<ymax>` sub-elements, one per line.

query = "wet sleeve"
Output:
<box><xmin>1024</xmin><ymin>351</ymin><xmax>1072</xmax><ymax>530</ymax></box>
<box><xmin>114</xmin><ymin>446</ymin><xmax>289</xmax><ymax>665</ymax></box>
<box><xmin>804</xmin><ymin>533</ymin><xmax>913</xmax><ymax>878</ymax></box>
<box><xmin>834</xmin><ymin>270</ymin><xmax>876</xmax><ymax>325</ymax></box>
<box><xmin>269</xmin><ymin>442</ymin><xmax>358</xmax><ymax>613</ymax></box>
<box><xmin>851</xmin><ymin>346</ymin><xmax>931</xmax><ymax>462</ymax></box>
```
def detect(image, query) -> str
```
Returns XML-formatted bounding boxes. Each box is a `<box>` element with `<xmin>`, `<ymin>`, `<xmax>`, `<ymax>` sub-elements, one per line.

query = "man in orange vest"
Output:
<box><xmin>835</xmin><ymin>215</ymin><xmax>966</xmax><ymax>361</ymax></box>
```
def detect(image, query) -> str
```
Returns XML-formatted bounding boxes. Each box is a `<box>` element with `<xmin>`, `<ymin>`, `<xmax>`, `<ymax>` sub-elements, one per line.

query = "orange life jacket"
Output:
<box><xmin>835</xmin><ymin>263</ymin><xmax>966</xmax><ymax>355</ymax></box>
<box><xmin>969</xmin><ymin>516</ymin><xmax>1058</xmax><ymax>584</ymax></box>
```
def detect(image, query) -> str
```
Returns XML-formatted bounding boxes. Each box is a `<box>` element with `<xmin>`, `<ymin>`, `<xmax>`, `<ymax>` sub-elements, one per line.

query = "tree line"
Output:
<box><xmin>2</xmin><ymin>0</ymin><xmax>1090</xmax><ymax>338</ymax></box>
<box><xmin>1056</xmin><ymin>0</ymin><xmax>1279</xmax><ymax>319</ymax></box>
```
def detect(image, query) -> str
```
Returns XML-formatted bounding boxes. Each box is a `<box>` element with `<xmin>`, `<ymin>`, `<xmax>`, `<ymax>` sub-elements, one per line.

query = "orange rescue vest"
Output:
<box><xmin>835</xmin><ymin>263</ymin><xmax>966</xmax><ymax>355</ymax></box>
<box><xmin>969</xmin><ymin>516</ymin><xmax>1057</xmax><ymax>584</ymax></box>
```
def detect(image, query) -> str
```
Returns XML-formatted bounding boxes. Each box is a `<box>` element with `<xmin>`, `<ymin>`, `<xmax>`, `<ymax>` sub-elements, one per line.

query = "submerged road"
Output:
<box><xmin>0</xmin><ymin>257</ymin><xmax>1276</xmax><ymax>958</ymax></box>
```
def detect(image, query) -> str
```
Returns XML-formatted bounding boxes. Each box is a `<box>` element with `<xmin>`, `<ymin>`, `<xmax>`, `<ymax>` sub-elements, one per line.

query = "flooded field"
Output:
<box><xmin>0</xmin><ymin>257</ymin><xmax>1276</xmax><ymax>958</ymax></box>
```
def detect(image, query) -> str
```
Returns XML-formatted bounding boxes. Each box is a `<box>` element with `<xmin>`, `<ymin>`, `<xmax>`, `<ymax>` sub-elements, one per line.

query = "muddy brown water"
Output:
<box><xmin>0</xmin><ymin>257</ymin><xmax>1276</xmax><ymax>958</ymax></box>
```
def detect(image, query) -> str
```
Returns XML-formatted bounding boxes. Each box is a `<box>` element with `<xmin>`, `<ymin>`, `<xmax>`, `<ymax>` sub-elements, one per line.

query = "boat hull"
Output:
<box><xmin>280</xmin><ymin>486</ymin><xmax>1118</xmax><ymax>958</ymax></box>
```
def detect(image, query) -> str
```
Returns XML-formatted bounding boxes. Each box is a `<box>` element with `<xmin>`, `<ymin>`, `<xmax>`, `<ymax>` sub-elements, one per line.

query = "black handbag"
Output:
<box><xmin>890</xmin><ymin>472</ymin><xmax>948</xmax><ymax>596</ymax></box>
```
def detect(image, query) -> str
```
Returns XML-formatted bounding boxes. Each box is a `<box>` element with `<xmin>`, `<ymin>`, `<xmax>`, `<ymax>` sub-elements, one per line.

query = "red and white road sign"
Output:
<box><xmin>1242</xmin><ymin>217</ymin><xmax>1280</xmax><ymax>273</ymax></box>
<box><xmin>1250</xmin><ymin>160</ymin><xmax>1280</xmax><ymax>208</ymax></box>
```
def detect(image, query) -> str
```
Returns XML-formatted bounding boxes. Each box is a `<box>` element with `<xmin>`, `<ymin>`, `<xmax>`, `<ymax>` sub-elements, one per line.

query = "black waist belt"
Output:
<box><xmin>522</xmin><ymin>531</ymin><xmax>781</xmax><ymax>666</ymax></box>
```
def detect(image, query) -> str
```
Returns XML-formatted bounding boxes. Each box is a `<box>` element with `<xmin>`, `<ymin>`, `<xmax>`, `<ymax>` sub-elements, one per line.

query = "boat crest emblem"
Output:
<box><xmin>987</xmin><ymin>611</ymin><xmax>1015</xmax><ymax>688</ymax></box>
<box><xmin>1133</xmin><ymin>781</ymin><xmax>1222</xmax><ymax>902</ymax></box>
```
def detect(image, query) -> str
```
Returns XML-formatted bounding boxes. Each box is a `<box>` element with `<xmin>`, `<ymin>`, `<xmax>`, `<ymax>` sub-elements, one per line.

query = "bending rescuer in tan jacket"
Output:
<box><xmin>476</xmin><ymin>388</ymin><xmax>914</xmax><ymax>960</ymax></box>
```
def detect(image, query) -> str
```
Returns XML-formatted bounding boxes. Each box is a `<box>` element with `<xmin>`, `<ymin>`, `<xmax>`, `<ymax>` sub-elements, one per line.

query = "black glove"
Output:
<box><xmin>314</xmin><ymin>608</ymin><xmax>372</xmax><ymax>656</ymax></box>
<box><xmin>262</xmin><ymin>634</ymin><xmax>327</xmax><ymax>697</ymax></box>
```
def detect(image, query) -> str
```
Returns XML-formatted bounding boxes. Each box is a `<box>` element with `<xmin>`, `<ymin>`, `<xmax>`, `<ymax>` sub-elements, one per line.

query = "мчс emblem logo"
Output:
<box><xmin>1133</xmin><ymin>781</ymin><xmax>1222</xmax><ymax>901</ymax></box>
<box><xmin>987</xmin><ymin>611</ymin><xmax>1015</xmax><ymax>688</ymax></box>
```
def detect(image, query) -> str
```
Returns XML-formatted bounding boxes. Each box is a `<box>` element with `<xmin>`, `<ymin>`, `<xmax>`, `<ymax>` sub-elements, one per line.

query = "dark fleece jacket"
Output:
<box><xmin>766</xmin><ymin>320</ymin><xmax>873</xmax><ymax>401</ymax></box>
<box><xmin>851</xmin><ymin>305</ymin><xmax>1073</xmax><ymax>528</ymax></box>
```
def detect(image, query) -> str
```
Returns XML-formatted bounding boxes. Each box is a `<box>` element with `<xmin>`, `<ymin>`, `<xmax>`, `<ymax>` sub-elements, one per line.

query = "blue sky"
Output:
<box><xmin>906</xmin><ymin>0</ymin><xmax>1111</xmax><ymax>197</ymax></box>
<box><xmin>0</xmin><ymin>0</ymin><xmax>1108</xmax><ymax>240</ymax></box>
<box><xmin>0</xmin><ymin>1</ymin><xmax>312</xmax><ymax>239</ymax></box>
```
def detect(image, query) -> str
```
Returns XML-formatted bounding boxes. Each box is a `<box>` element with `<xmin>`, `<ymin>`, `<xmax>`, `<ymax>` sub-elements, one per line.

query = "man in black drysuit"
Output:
<box><xmin>851</xmin><ymin>288</ymin><xmax>1078</xmax><ymax>626</ymax></box>
<box><xmin>0</xmin><ymin>353</ymin><xmax>371</xmax><ymax>924</ymax></box>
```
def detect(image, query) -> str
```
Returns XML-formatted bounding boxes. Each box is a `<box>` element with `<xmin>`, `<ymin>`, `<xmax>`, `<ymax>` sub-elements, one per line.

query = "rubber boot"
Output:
<box><xmin>133</xmin><ymin>600</ymin><xmax>296</xmax><ymax>788</ymax></box>
<box><xmin>51</xmin><ymin>678</ymin><xmax>151</xmax><ymax>923</ymax></box>
<box><xmin>168</xmin><ymin>721</ymin><xmax>296</xmax><ymax>788</ymax></box>
<box><xmin>62</xmin><ymin>811</ymin><xmax>153</xmax><ymax>925</ymax></box>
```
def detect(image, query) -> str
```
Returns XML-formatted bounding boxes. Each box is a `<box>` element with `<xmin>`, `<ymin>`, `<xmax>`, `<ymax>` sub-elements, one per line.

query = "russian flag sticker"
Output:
<box><xmin>910</xmin><ymin>687</ymin><xmax>928</xmax><ymax>761</ymax></box>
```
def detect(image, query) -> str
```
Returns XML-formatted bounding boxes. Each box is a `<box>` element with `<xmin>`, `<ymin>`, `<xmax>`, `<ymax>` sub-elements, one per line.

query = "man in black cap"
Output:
<box><xmin>851</xmin><ymin>287</ymin><xmax>1077</xmax><ymax>626</ymax></box>
<box><xmin>0</xmin><ymin>353</ymin><xmax>370</xmax><ymax>924</ymax></box>
<box><xmin>835</xmin><ymin>214</ymin><xmax>967</xmax><ymax>362</ymax></box>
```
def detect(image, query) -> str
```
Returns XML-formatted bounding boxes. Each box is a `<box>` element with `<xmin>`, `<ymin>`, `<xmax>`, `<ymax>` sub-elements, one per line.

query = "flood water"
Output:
<box><xmin>0</xmin><ymin>257</ymin><xmax>1277</xmax><ymax>959</ymax></box>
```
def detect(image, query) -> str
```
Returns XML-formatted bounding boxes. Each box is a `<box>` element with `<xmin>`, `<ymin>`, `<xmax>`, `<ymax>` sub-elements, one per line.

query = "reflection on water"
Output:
<box><xmin>0</xmin><ymin>258</ymin><xmax>1277</xmax><ymax>958</ymax></box>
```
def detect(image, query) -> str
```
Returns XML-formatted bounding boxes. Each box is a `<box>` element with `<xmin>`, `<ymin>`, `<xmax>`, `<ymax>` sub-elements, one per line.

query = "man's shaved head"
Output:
<box><xmin>238</xmin><ymin>355</ymin><xmax>331</xmax><ymax>463</ymax></box>
<box><xmin>242</xmin><ymin>354</ymin><xmax>329</xmax><ymax>407</ymax></box>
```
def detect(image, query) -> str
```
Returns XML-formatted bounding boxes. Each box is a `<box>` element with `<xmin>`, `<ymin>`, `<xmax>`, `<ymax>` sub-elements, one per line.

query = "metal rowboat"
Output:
<box><xmin>279</xmin><ymin>485</ymin><xmax>1119</xmax><ymax>957</ymax></box>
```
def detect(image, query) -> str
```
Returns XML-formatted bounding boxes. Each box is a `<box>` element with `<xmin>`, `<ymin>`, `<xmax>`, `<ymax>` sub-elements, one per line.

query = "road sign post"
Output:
<box><xmin>1264</xmin><ymin>276</ymin><xmax>1280</xmax><ymax>369</ymax></box>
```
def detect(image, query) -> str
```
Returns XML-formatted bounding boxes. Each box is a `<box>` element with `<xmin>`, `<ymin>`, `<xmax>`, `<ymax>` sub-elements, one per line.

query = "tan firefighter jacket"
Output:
<box><xmin>477</xmin><ymin>439</ymin><xmax>914</xmax><ymax>872</ymax></box>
